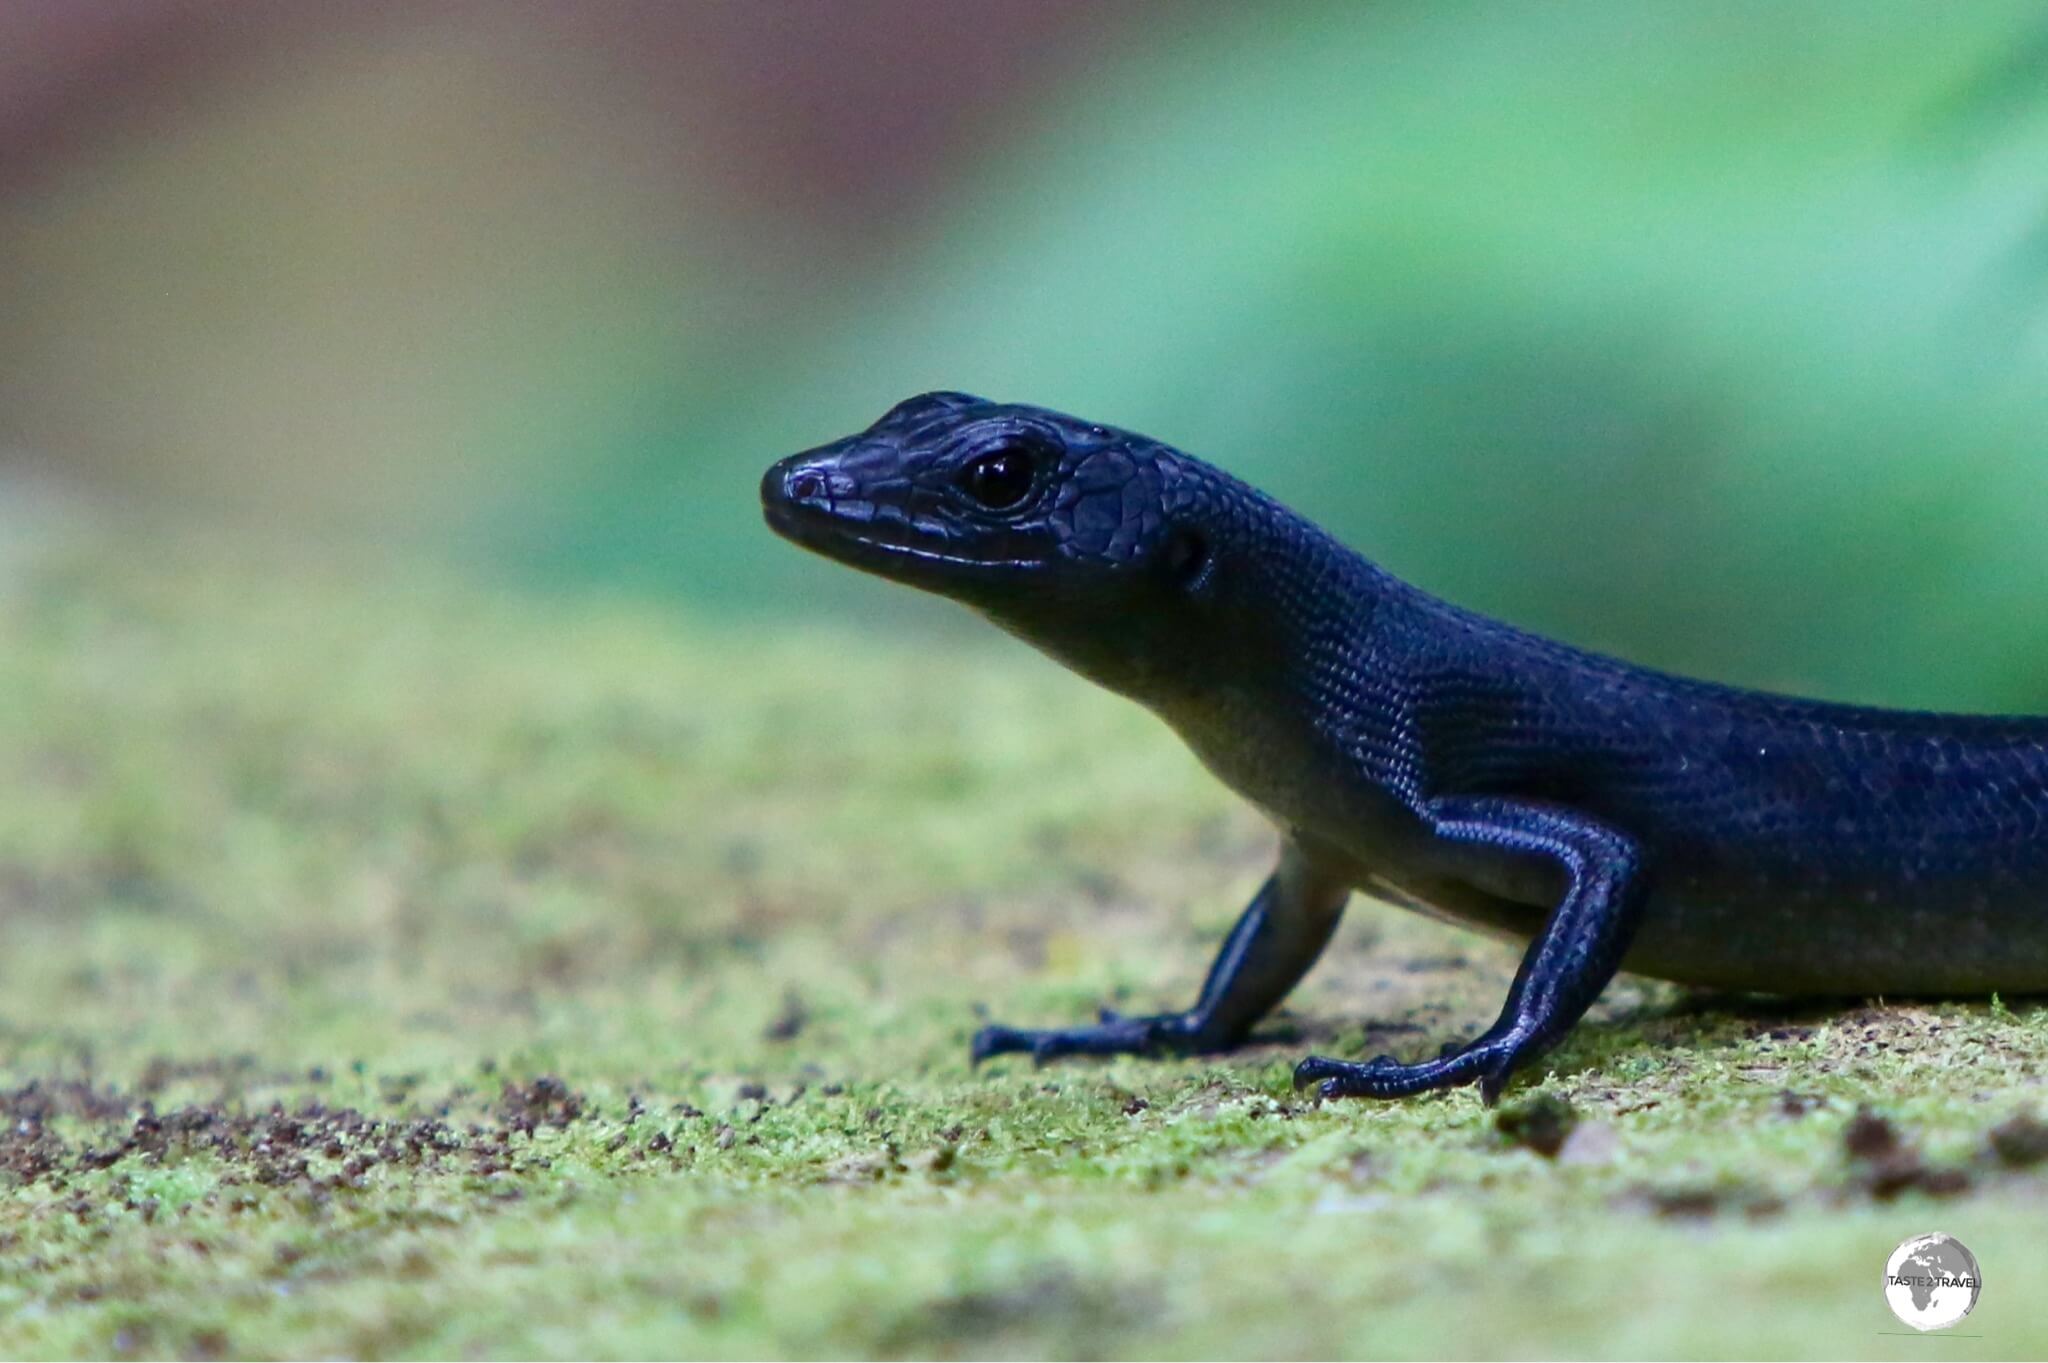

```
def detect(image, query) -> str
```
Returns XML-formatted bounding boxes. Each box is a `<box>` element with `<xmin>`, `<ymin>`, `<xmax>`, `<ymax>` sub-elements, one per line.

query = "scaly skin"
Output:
<box><xmin>761</xmin><ymin>392</ymin><xmax>2048</xmax><ymax>1103</ymax></box>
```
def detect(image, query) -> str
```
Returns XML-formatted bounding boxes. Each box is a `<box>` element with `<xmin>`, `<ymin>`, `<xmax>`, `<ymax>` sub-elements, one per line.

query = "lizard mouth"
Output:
<box><xmin>760</xmin><ymin>476</ymin><xmax>1042</xmax><ymax>582</ymax></box>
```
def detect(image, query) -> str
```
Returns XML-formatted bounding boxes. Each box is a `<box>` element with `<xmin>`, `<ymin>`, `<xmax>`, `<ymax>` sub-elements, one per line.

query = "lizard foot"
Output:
<box><xmin>971</xmin><ymin>1009</ymin><xmax>1209</xmax><ymax>1066</ymax></box>
<box><xmin>1293</xmin><ymin>1034</ymin><xmax>1526</xmax><ymax>1105</ymax></box>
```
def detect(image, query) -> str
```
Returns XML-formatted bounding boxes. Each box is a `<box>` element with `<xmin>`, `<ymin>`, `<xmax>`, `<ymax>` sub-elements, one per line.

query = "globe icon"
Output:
<box><xmin>1884</xmin><ymin>1233</ymin><xmax>1981</xmax><ymax>1332</ymax></box>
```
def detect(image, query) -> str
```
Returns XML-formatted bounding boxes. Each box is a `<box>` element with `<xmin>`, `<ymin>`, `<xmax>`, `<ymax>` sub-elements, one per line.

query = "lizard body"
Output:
<box><xmin>762</xmin><ymin>392</ymin><xmax>2048</xmax><ymax>1101</ymax></box>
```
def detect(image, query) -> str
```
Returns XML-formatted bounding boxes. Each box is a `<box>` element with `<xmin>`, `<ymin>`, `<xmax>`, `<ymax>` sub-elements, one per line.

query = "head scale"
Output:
<box><xmin>762</xmin><ymin>392</ymin><xmax>1247</xmax><ymax>697</ymax></box>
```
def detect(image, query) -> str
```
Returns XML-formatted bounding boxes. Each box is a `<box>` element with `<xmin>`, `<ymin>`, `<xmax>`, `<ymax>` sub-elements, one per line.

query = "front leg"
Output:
<box><xmin>1295</xmin><ymin>798</ymin><xmax>1646</xmax><ymax>1105</ymax></box>
<box><xmin>972</xmin><ymin>839</ymin><xmax>1351</xmax><ymax>1065</ymax></box>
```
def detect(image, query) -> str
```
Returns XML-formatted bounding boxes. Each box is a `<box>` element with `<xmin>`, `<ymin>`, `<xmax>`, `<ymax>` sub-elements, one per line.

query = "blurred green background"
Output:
<box><xmin>10</xmin><ymin>8</ymin><xmax>2048</xmax><ymax>1356</ymax></box>
<box><xmin>6</xmin><ymin>0</ymin><xmax>2048</xmax><ymax>702</ymax></box>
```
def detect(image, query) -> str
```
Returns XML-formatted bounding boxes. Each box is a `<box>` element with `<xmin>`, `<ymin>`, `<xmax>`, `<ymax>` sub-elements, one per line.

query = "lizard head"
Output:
<box><xmin>762</xmin><ymin>392</ymin><xmax>1249</xmax><ymax>696</ymax></box>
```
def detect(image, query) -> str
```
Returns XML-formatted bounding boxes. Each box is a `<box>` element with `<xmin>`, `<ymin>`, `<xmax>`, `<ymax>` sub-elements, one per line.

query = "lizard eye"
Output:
<box><xmin>957</xmin><ymin>446</ymin><xmax>1038</xmax><ymax>510</ymax></box>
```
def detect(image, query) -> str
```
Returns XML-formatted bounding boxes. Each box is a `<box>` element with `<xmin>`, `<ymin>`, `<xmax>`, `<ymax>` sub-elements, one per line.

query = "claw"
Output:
<box><xmin>971</xmin><ymin>1024</ymin><xmax>1030</xmax><ymax>1066</ymax></box>
<box><xmin>968</xmin><ymin>1010</ymin><xmax>1205</xmax><ymax>1070</ymax></box>
<box><xmin>1477</xmin><ymin>1054</ymin><xmax>1517</xmax><ymax>1107</ymax></box>
<box><xmin>1290</xmin><ymin>1035</ymin><xmax>1530</xmax><ymax>1101</ymax></box>
<box><xmin>1291</xmin><ymin>1054</ymin><xmax>1343</xmax><ymax>1090</ymax></box>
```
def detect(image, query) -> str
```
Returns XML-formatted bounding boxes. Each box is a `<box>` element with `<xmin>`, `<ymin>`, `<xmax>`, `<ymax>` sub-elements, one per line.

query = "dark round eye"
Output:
<box><xmin>958</xmin><ymin>447</ymin><xmax>1037</xmax><ymax>509</ymax></box>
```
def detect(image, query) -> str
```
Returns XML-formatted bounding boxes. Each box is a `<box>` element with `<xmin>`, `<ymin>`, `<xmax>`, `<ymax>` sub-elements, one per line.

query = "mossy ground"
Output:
<box><xmin>2</xmin><ymin>512</ymin><xmax>2046</xmax><ymax>1359</ymax></box>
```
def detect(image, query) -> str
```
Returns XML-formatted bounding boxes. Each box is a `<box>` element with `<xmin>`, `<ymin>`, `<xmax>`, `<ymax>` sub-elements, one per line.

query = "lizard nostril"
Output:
<box><xmin>788</xmin><ymin>471</ymin><xmax>826</xmax><ymax>502</ymax></box>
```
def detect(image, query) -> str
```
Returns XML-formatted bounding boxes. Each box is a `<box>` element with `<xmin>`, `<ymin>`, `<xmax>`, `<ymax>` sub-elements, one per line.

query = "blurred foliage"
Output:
<box><xmin>8</xmin><ymin>3</ymin><xmax>2048</xmax><ymax>708</ymax></box>
<box><xmin>527</xmin><ymin>2</ymin><xmax>2048</xmax><ymax>708</ymax></box>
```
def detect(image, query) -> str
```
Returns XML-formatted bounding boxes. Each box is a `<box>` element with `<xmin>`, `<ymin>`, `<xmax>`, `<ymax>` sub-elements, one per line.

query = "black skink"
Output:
<box><xmin>762</xmin><ymin>392</ymin><xmax>2048</xmax><ymax>1103</ymax></box>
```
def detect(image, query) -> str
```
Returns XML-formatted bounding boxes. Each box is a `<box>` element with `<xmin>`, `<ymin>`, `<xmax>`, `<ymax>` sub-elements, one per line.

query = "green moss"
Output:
<box><xmin>2</xmin><ymin>521</ymin><xmax>2045</xmax><ymax>1358</ymax></box>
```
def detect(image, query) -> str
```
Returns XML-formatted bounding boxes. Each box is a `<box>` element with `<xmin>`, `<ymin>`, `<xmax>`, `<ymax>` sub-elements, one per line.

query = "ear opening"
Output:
<box><xmin>1162</xmin><ymin>527</ymin><xmax>1214</xmax><ymax>593</ymax></box>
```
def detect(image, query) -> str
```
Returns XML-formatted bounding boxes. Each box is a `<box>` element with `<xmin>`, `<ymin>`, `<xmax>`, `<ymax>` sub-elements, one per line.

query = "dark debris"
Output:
<box><xmin>1988</xmin><ymin>1112</ymin><xmax>2048</xmax><ymax>1168</ymax></box>
<box><xmin>496</xmin><ymin>1075</ymin><xmax>585</xmax><ymax>1133</ymax></box>
<box><xmin>762</xmin><ymin>991</ymin><xmax>809</xmax><ymax>1042</ymax></box>
<box><xmin>1842</xmin><ymin>1105</ymin><xmax>1970</xmax><ymax>1201</ymax></box>
<box><xmin>1494</xmin><ymin>1093</ymin><xmax>1577</xmax><ymax>1159</ymax></box>
<box><xmin>1775</xmin><ymin>1089</ymin><xmax>1821</xmax><ymax>1117</ymax></box>
<box><xmin>0</xmin><ymin>1065</ymin><xmax>702</xmax><ymax>1223</ymax></box>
